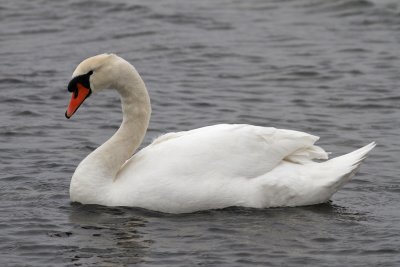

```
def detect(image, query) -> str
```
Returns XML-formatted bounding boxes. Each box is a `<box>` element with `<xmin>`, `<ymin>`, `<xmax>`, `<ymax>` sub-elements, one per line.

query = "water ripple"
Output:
<box><xmin>0</xmin><ymin>0</ymin><xmax>399</xmax><ymax>266</ymax></box>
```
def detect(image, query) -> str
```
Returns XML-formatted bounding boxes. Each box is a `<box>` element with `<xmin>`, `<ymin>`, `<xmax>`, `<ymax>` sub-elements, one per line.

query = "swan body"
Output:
<box><xmin>66</xmin><ymin>54</ymin><xmax>375</xmax><ymax>213</ymax></box>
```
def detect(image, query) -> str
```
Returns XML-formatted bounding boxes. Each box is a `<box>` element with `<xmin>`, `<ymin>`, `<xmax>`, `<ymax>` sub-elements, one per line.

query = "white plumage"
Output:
<box><xmin>67</xmin><ymin>54</ymin><xmax>375</xmax><ymax>213</ymax></box>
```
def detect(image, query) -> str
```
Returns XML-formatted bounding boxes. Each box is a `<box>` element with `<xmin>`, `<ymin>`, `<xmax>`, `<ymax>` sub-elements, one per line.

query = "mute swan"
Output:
<box><xmin>65</xmin><ymin>53</ymin><xmax>375</xmax><ymax>213</ymax></box>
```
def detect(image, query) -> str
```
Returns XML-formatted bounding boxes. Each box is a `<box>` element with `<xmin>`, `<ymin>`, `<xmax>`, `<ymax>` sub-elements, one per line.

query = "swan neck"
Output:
<box><xmin>110</xmin><ymin>70</ymin><xmax>151</xmax><ymax>172</ymax></box>
<box><xmin>119</xmin><ymin>81</ymin><xmax>151</xmax><ymax>153</ymax></box>
<box><xmin>84</xmin><ymin>69</ymin><xmax>151</xmax><ymax>180</ymax></box>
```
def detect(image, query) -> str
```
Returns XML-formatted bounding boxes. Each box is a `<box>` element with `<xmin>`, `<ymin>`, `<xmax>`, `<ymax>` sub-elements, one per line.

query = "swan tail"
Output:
<box><xmin>321</xmin><ymin>142</ymin><xmax>376</xmax><ymax>196</ymax></box>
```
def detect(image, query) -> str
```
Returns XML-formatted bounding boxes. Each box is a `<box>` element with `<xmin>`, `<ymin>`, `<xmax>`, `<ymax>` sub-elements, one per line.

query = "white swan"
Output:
<box><xmin>65</xmin><ymin>53</ymin><xmax>375</xmax><ymax>214</ymax></box>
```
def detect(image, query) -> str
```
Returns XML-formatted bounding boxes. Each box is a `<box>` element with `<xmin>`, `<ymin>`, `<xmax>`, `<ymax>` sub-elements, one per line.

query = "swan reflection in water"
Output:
<box><xmin>67</xmin><ymin>201</ymin><xmax>367</xmax><ymax>265</ymax></box>
<box><xmin>68</xmin><ymin>203</ymin><xmax>150</xmax><ymax>265</ymax></box>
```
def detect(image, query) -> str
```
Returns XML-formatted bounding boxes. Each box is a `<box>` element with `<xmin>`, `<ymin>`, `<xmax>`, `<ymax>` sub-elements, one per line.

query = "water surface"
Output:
<box><xmin>0</xmin><ymin>0</ymin><xmax>399</xmax><ymax>266</ymax></box>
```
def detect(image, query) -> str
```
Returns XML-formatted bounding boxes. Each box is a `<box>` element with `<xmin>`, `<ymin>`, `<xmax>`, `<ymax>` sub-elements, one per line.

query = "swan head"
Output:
<box><xmin>65</xmin><ymin>53</ymin><xmax>124</xmax><ymax>119</ymax></box>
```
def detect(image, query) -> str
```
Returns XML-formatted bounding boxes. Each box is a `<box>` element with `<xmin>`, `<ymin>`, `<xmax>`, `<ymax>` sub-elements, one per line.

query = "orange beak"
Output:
<box><xmin>65</xmin><ymin>83</ymin><xmax>91</xmax><ymax>119</ymax></box>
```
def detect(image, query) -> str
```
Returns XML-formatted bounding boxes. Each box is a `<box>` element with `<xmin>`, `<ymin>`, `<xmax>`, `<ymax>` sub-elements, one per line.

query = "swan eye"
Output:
<box><xmin>68</xmin><ymin>70</ymin><xmax>93</xmax><ymax>97</ymax></box>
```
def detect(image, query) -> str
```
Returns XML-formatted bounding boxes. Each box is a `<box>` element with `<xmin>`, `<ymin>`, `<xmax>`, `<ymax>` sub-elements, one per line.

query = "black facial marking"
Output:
<box><xmin>67</xmin><ymin>70</ymin><xmax>93</xmax><ymax>98</ymax></box>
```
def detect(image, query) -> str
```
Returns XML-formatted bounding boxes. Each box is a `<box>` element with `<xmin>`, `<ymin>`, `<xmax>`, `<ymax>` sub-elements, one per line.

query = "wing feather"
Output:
<box><xmin>118</xmin><ymin>124</ymin><xmax>328</xmax><ymax>182</ymax></box>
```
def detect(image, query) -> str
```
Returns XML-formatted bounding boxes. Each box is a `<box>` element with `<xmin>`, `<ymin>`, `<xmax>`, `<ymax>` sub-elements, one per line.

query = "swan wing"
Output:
<box><xmin>117</xmin><ymin>124</ymin><xmax>328</xmax><ymax>181</ymax></box>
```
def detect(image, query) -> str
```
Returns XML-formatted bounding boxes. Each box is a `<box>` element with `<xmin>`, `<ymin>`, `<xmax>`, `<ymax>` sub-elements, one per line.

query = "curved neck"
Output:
<box><xmin>80</xmin><ymin>69</ymin><xmax>151</xmax><ymax>181</ymax></box>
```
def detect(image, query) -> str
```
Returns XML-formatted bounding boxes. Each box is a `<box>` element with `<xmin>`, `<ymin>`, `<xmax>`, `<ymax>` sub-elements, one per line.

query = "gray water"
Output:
<box><xmin>1</xmin><ymin>0</ymin><xmax>399</xmax><ymax>266</ymax></box>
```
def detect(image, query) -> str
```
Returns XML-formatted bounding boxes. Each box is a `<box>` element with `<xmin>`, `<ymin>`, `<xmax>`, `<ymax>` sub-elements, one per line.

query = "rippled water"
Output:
<box><xmin>1</xmin><ymin>0</ymin><xmax>400</xmax><ymax>266</ymax></box>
